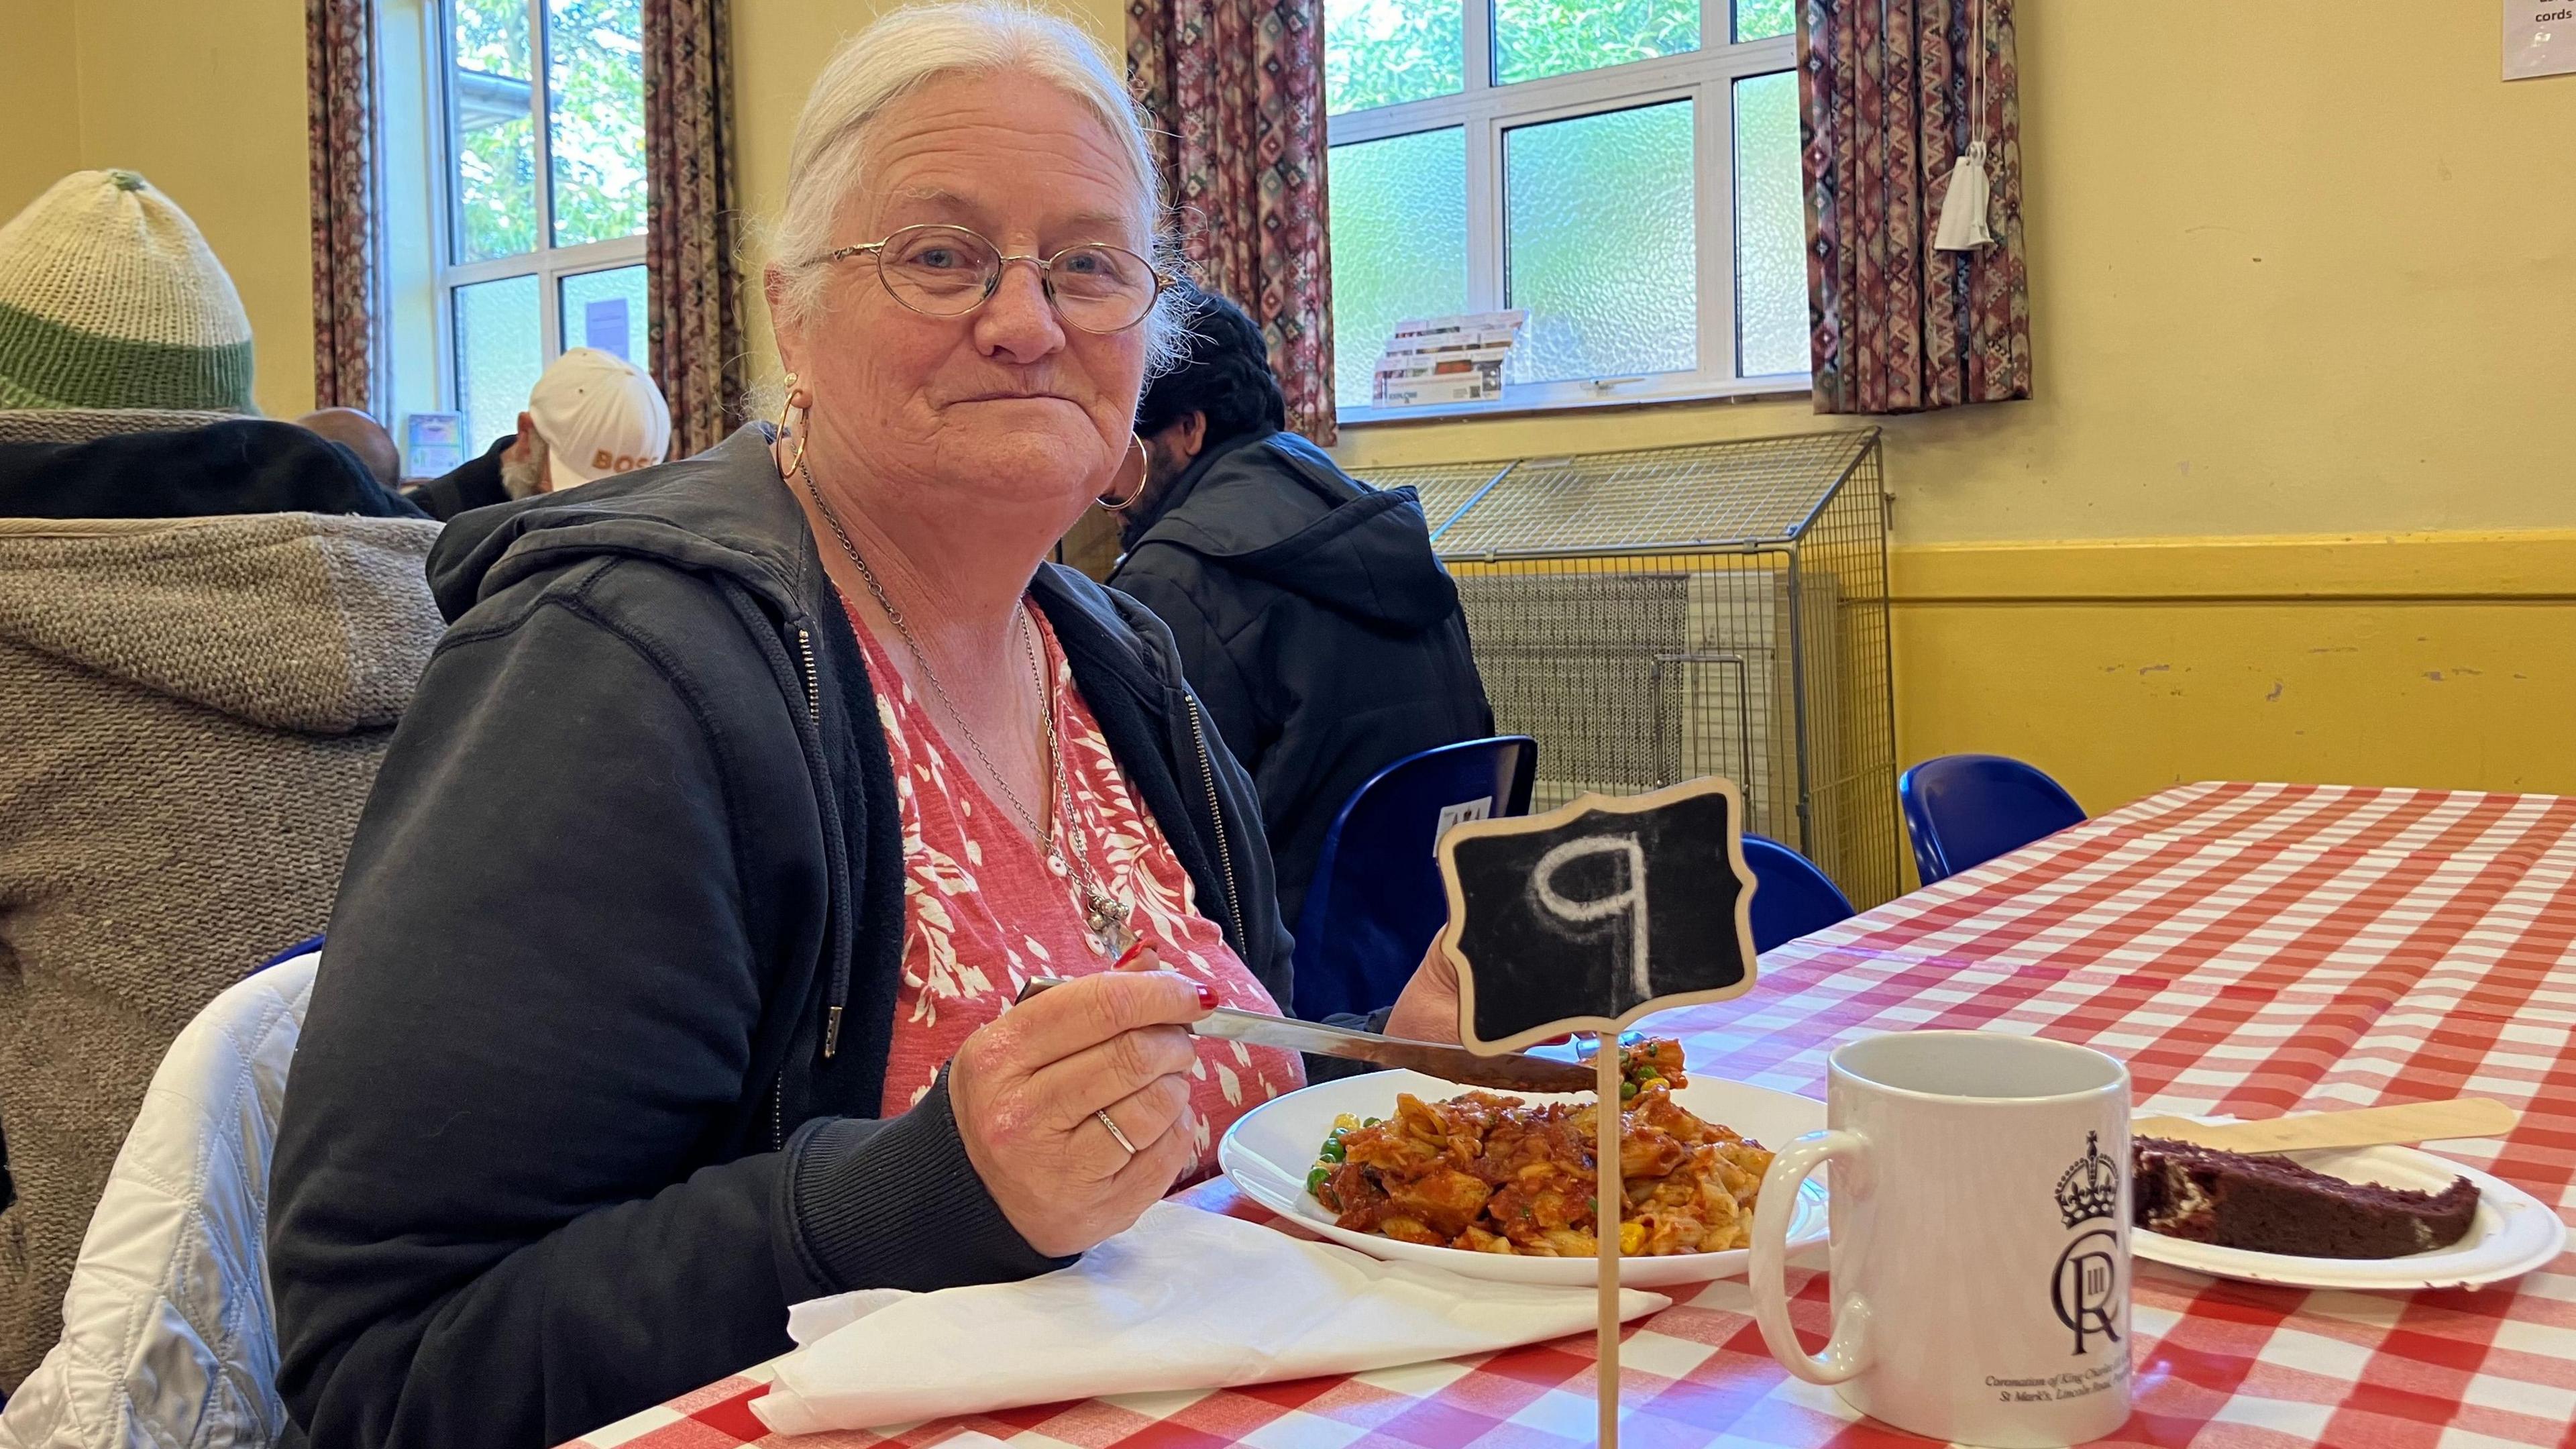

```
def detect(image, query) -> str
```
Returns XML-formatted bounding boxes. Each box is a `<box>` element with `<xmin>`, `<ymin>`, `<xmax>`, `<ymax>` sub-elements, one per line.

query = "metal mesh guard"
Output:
<box><xmin>1346</xmin><ymin>462</ymin><xmax>1513</xmax><ymax>537</ymax></box>
<box><xmin>1433</xmin><ymin>431</ymin><xmax>1876</xmax><ymax>557</ymax></box>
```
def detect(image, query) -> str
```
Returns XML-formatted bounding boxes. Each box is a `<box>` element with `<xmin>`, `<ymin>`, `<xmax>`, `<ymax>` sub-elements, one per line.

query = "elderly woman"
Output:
<box><xmin>266</xmin><ymin>5</ymin><xmax>1456</xmax><ymax>1447</ymax></box>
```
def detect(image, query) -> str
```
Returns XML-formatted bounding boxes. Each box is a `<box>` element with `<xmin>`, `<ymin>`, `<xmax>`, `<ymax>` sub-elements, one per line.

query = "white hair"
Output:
<box><xmin>764</xmin><ymin>1</ymin><xmax>1185</xmax><ymax>370</ymax></box>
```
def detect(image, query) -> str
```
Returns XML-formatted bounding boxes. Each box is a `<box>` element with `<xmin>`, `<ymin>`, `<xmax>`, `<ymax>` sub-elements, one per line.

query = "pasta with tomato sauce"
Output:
<box><xmin>1307</xmin><ymin>1039</ymin><xmax>1772</xmax><ymax>1256</ymax></box>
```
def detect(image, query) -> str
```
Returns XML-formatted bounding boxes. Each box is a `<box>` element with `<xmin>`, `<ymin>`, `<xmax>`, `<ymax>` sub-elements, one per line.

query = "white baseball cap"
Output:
<box><xmin>529</xmin><ymin>347</ymin><xmax>672</xmax><ymax>492</ymax></box>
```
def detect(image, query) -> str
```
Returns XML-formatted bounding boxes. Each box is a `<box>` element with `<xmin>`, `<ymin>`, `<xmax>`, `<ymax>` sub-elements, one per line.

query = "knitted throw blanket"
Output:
<box><xmin>0</xmin><ymin>511</ymin><xmax>442</xmax><ymax>1389</ymax></box>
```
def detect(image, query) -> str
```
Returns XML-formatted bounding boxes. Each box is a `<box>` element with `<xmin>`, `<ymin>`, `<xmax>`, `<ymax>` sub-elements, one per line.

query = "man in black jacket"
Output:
<box><xmin>1108</xmin><ymin>286</ymin><xmax>1493</xmax><ymax>949</ymax></box>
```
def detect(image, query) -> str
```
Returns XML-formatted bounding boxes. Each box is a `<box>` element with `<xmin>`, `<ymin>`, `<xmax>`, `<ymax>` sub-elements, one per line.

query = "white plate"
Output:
<box><xmin>1218</xmin><ymin>1069</ymin><xmax>1828</xmax><ymax>1287</ymax></box>
<box><xmin>2132</xmin><ymin>1139</ymin><xmax>2566</xmax><ymax>1291</ymax></box>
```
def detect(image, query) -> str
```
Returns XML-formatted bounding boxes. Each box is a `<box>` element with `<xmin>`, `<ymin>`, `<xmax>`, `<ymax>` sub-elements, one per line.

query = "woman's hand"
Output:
<box><xmin>1383</xmin><ymin>936</ymin><xmax>1462</xmax><ymax>1043</ymax></box>
<box><xmin>947</xmin><ymin>962</ymin><xmax>1214</xmax><ymax>1257</ymax></box>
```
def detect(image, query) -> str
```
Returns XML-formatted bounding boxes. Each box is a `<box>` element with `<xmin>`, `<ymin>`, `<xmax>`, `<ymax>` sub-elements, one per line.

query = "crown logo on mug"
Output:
<box><xmin>2055</xmin><ymin>1132</ymin><xmax>2121</xmax><ymax>1228</ymax></box>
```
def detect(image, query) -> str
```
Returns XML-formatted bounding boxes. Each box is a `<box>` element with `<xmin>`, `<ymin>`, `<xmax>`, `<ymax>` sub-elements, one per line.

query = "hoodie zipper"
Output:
<box><xmin>794</xmin><ymin>625</ymin><xmax>849</xmax><ymax>1059</ymax></box>
<box><xmin>797</xmin><ymin>626</ymin><xmax>822</xmax><ymax>724</ymax></box>
<box><xmin>1185</xmin><ymin>696</ymin><xmax>1248</xmax><ymax>953</ymax></box>
<box><xmin>770</xmin><ymin>625</ymin><xmax>828</xmax><ymax>1153</ymax></box>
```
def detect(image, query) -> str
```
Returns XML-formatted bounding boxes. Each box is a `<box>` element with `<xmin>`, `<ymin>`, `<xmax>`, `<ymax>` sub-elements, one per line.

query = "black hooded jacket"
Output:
<box><xmin>267</xmin><ymin>427</ymin><xmax>1307</xmax><ymax>1448</ymax></box>
<box><xmin>1108</xmin><ymin>428</ymin><xmax>1493</xmax><ymax>943</ymax></box>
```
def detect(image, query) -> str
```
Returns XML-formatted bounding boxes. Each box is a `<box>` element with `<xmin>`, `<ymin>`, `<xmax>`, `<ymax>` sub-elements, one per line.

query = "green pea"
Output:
<box><xmin>1320</xmin><ymin>1138</ymin><xmax>1346</xmax><ymax>1163</ymax></box>
<box><xmin>1306</xmin><ymin>1165</ymin><xmax>1330</xmax><ymax>1195</ymax></box>
<box><xmin>1619</xmin><ymin>1080</ymin><xmax>1638</xmax><ymax>1099</ymax></box>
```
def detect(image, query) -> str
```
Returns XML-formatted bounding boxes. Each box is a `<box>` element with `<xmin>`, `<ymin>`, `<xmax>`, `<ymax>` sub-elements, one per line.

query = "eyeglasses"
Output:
<box><xmin>819</xmin><ymin>223</ymin><xmax>1167</xmax><ymax>334</ymax></box>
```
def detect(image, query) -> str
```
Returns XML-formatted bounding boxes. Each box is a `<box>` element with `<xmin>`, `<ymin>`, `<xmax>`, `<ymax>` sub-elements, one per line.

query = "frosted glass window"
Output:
<box><xmin>1324</xmin><ymin>0</ymin><xmax>1464</xmax><ymax>115</ymax></box>
<box><xmin>1494</xmin><ymin>0</ymin><xmax>1697</xmax><ymax>87</ymax></box>
<box><xmin>1735</xmin><ymin>0</ymin><xmax>1795</xmax><ymax>42</ymax></box>
<box><xmin>1503</xmin><ymin>101</ymin><xmax>1697</xmax><ymax>385</ymax></box>
<box><xmin>449</xmin><ymin>0</ymin><xmax>536</xmax><ymax>262</ymax></box>
<box><xmin>1733</xmin><ymin>72</ymin><xmax>1807</xmax><ymax>376</ymax></box>
<box><xmin>547</xmin><ymin>0</ymin><xmax>647</xmax><ymax>246</ymax></box>
<box><xmin>1327</xmin><ymin>128</ymin><xmax>1469</xmax><ymax>410</ymax></box>
<box><xmin>455</xmin><ymin>274</ymin><xmax>543</xmax><ymax>448</ymax></box>
<box><xmin>561</xmin><ymin>264</ymin><xmax>648</xmax><ymax>361</ymax></box>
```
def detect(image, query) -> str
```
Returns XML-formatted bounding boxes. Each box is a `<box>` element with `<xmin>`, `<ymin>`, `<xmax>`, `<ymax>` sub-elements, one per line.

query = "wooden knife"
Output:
<box><xmin>2133</xmin><ymin>1097</ymin><xmax>2520</xmax><ymax>1154</ymax></box>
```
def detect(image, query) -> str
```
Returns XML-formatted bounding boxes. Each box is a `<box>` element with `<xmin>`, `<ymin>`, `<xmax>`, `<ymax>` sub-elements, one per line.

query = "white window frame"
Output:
<box><xmin>425</xmin><ymin>0</ymin><xmax>647</xmax><ymax>421</ymax></box>
<box><xmin>1327</xmin><ymin>7</ymin><xmax>1807</xmax><ymax>426</ymax></box>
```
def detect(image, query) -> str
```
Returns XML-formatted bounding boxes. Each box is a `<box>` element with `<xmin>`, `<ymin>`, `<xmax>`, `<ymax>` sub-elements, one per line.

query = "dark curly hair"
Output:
<box><xmin>1134</xmin><ymin>282</ymin><xmax>1287</xmax><ymax>448</ymax></box>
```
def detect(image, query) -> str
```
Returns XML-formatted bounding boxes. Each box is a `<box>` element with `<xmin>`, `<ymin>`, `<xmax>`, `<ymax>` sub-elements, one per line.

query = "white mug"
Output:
<box><xmin>1748</xmin><ymin>1030</ymin><xmax>2133</xmax><ymax>1448</ymax></box>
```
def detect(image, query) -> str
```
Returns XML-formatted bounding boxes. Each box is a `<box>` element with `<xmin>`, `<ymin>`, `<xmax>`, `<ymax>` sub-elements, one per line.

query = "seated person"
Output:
<box><xmin>1107</xmin><ymin>285</ymin><xmax>1495</xmax><ymax>934</ymax></box>
<box><xmin>265</xmin><ymin>9</ymin><xmax>1458</xmax><ymax>1446</ymax></box>
<box><xmin>404</xmin><ymin>346</ymin><xmax>672</xmax><ymax>519</ymax></box>
<box><xmin>0</xmin><ymin>170</ymin><xmax>442</xmax><ymax>1394</ymax></box>
<box><xmin>295</xmin><ymin>406</ymin><xmax>405</xmax><ymax>490</ymax></box>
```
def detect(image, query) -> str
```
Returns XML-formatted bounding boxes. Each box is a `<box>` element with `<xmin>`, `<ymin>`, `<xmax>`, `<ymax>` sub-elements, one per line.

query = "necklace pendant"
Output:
<box><xmin>1089</xmin><ymin>894</ymin><xmax>1137</xmax><ymax>956</ymax></box>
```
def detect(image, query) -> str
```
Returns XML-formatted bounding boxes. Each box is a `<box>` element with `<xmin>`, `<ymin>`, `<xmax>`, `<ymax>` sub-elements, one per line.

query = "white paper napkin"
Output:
<box><xmin>752</xmin><ymin>1200</ymin><xmax>1670</xmax><ymax>1436</ymax></box>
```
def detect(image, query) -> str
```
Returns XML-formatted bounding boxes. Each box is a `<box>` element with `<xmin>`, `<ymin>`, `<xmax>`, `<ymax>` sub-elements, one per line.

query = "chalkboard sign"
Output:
<box><xmin>1436</xmin><ymin>777</ymin><xmax>1761</xmax><ymax>1053</ymax></box>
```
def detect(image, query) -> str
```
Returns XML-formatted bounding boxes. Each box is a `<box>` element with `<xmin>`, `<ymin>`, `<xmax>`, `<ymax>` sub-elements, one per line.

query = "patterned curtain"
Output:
<box><xmin>306</xmin><ymin>0</ymin><xmax>380</xmax><ymax>412</ymax></box>
<box><xmin>644</xmin><ymin>0</ymin><xmax>745</xmax><ymax>459</ymax></box>
<box><xmin>1126</xmin><ymin>0</ymin><xmax>1336</xmax><ymax>444</ymax></box>
<box><xmin>1800</xmin><ymin>0</ymin><xmax>2031</xmax><ymax>414</ymax></box>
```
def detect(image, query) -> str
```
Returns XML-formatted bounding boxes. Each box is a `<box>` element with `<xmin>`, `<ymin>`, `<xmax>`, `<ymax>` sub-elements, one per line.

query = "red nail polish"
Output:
<box><xmin>1195</xmin><ymin>981</ymin><xmax>1220</xmax><ymax>1010</ymax></box>
<box><xmin>1112</xmin><ymin>941</ymin><xmax>1147</xmax><ymax>969</ymax></box>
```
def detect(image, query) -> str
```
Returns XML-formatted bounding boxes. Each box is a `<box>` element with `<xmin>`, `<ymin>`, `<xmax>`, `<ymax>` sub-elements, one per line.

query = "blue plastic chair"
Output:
<box><xmin>1898</xmin><ymin>753</ymin><xmax>2087</xmax><ymax>886</ymax></box>
<box><xmin>1742</xmin><ymin>835</ymin><xmax>1857</xmax><ymax>953</ymax></box>
<box><xmin>1291</xmin><ymin>737</ymin><xmax>1538</xmax><ymax>1021</ymax></box>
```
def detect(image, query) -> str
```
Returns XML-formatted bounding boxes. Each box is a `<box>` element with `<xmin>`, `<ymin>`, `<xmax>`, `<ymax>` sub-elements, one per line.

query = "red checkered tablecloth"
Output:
<box><xmin>567</xmin><ymin>782</ymin><xmax>2576</xmax><ymax>1448</ymax></box>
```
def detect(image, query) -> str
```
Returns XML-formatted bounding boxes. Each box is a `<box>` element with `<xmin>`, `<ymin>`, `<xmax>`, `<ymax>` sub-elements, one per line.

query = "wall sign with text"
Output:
<box><xmin>2507</xmin><ymin>0</ymin><xmax>2576</xmax><ymax>78</ymax></box>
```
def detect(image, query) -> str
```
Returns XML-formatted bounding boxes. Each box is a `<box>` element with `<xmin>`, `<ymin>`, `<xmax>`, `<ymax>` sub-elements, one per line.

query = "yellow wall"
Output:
<box><xmin>5</xmin><ymin>0</ymin><xmax>319</xmax><ymax>419</ymax></box>
<box><xmin>1890</xmin><ymin>532</ymin><xmax>2576</xmax><ymax>818</ymax></box>
<box><xmin>0</xmin><ymin>0</ymin><xmax>84</xmax><ymax>219</ymax></box>
<box><xmin>730</xmin><ymin>0</ymin><xmax>1129</xmax><ymax>388</ymax></box>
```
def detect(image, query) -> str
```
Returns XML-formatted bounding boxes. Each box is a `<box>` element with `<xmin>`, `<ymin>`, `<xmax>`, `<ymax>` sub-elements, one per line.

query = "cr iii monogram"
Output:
<box><xmin>2051</xmin><ymin>1131</ymin><xmax>2124</xmax><ymax>1354</ymax></box>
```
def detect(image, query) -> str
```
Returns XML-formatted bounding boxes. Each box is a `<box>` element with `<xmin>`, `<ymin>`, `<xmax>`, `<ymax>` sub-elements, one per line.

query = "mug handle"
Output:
<box><xmin>1748</xmin><ymin>1128</ymin><xmax>1869</xmax><ymax>1385</ymax></box>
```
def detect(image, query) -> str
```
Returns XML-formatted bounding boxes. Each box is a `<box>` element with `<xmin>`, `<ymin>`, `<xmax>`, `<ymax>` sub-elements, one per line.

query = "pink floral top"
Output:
<box><xmin>851</xmin><ymin>598</ymin><xmax>1303</xmax><ymax>1176</ymax></box>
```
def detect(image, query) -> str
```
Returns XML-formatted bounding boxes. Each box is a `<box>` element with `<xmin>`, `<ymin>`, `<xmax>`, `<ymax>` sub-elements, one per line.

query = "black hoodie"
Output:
<box><xmin>268</xmin><ymin>427</ymin><xmax>1304</xmax><ymax>1448</ymax></box>
<box><xmin>1108</xmin><ymin>428</ymin><xmax>1493</xmax><ymax>961</ymax></box>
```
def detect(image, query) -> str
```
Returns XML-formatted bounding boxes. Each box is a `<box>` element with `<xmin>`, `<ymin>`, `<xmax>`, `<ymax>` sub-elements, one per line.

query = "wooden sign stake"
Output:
<box><xmin>1434</xmin><ymin>776</ymin><xmax>1767</xmax><ymax>1449</ymax></box>
<box><xmin>1596</xmin><ymin>1032</ymin><xmax>1623</xmax><ymax>1448</ymax></box>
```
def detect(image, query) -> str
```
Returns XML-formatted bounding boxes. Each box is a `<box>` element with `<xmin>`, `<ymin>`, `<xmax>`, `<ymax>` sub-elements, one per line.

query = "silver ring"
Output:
<box><xmin>1095</xmin><ymin>1108</ymin><xmax>1139</xmax><ymax>1158</ymax></box>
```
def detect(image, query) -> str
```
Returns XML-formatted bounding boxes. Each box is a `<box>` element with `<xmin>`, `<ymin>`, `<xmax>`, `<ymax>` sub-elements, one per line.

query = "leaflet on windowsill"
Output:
<box><xmin>1370</xmin><ymin>310</ymin><xmax>1527</xmax><ymax>409</ymax></box>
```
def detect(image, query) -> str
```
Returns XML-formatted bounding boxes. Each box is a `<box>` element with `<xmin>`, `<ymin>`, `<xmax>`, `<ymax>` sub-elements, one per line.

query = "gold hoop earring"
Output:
<box><xmin>773</xmin><ymin>374</ymin><xmax>807</xmax><ymax>478</ymax></box>
<box><xmin>1095</xmin><ymin>433</ymin><xmax>1148</xmax><ymax>511</ymax></box>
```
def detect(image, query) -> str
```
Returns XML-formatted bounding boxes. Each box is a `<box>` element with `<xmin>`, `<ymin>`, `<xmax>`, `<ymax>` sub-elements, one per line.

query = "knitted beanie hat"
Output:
<box><xmin>0</xmin><ymin>170</ymin><xmax>256</xmax><ymax>413</ymax></box>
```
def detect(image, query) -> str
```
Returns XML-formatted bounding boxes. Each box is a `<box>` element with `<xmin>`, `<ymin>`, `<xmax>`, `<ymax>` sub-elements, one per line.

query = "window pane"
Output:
<box><xmin>1324</xmin><ymin>0</ymin><xmax>1463</xmax><ymax>115</ymax></box>
<box><xmin>1735</xmin><ymin>0</ymin><xmax>1795</xmax><ymax>42</ymax></box>
<box><xmin>561</xmin><ymin>264</ymin><xmax>648</xmax><ymax>361</ymax></box>
<box><xmin>454</xmin><ymin>274</ymin><xmax>543</xmax><ymax>449</ymax></box>
<box><xmin>450</xmin><ymin>0</ymin><xmax>537</xmax><ymax>262</ymax></box>
<box><xmin>1503</xmin><ymin>101</ymin><xmax>1696</xmax><ymax>385</ymax></box>
<box><xmin>1327</xmin><ymin>128</ymin><xmax>1468</xmax><ymax>411</ymax></box>
<box><xmin>1495</xmin><ymin>0</ymin><xmax>1697</xmax><ymax>87</ymax></box>
<box><xmin>547</xmin><ymin>0</ymin><xmax>647</xmax><ymax>247</ymax></box>
<box><xmin>1733</xmin><ymin>72</ymin><xmax>1807</xmax><ymax>376</ymax></box>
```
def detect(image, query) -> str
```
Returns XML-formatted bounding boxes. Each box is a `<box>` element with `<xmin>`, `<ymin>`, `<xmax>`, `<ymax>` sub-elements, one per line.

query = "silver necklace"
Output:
<box><xmin>800</xmin><ymin>462</ymin><xmax>1136</xmax><ymax>955</ymax></box>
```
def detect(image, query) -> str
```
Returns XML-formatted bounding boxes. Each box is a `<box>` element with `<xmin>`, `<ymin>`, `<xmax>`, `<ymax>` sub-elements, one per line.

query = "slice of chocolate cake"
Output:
<box><xmin>2133</xmin><ymin>1137</ymin><xmax>2480</xmax><ymax>1258</ymax></box>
